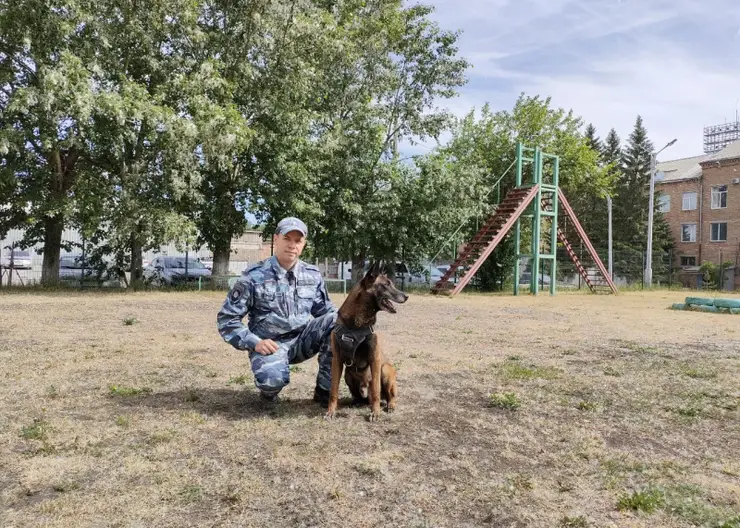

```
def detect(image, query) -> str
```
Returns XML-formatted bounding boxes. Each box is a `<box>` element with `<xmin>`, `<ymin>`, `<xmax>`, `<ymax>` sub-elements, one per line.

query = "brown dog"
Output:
<box><xmin>325</xmin><ymin>263</ymin><xmax>408</xmax><ymax>421</ymax></box>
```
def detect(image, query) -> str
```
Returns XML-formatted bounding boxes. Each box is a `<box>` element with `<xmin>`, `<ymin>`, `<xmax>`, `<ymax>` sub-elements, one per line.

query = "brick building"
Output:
<box><xmin>656</xmin><ymin>140</ymin><xmax>740</xmax><ymax>289</ymax></box>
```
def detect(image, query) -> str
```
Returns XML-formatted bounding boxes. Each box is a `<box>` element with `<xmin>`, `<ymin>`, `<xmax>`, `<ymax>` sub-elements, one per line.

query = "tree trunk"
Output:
<box><xmin>40</xmin><ymin>148</ymin><xmax>79</xmax><ymax>286</ymax></box>
<box><xmin>213</xmin><ymin>248</ymin><xmax>231</xmax><ymax>276</ymax></box>
<box><xmin>41</xmin><ymin>214</ymin><xmax>64</xmax><ymax>285</ymax></box>
<box><xmin>351</xmin><ymin>251</ymin><xmax>366</xmax><ymax>284</ymax></box>
<box><xmin>130</xmin><ymin>228</ymin><xmax>143</xmax><ymax>289</ymax></box>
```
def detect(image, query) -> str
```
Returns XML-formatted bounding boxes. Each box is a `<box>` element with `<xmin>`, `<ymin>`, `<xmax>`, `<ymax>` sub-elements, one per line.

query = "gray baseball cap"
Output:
<box><xmin>275</xmin><ymin>216</ymin><xmax>308</xmax><ymax>237</ymax></box>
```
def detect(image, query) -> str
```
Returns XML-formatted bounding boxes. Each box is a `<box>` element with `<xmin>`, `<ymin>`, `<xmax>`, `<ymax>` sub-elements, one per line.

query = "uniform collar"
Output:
<box><xmin>270</xmin><ymin>255</ymin><xmax>301</xmax><ymax>279</ymax></box>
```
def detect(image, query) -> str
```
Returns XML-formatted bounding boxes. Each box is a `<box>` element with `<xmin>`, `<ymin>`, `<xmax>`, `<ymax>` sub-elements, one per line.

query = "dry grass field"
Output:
<box><xmin>1</xmin><ymin>288</ymin><xmax>739</xmax><ymax>528</ymax></box>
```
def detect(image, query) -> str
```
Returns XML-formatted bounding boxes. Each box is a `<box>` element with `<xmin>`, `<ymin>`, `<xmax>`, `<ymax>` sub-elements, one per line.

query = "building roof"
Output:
<box><xmin>656</xmin><ymin>154</ymin><xmax>711</xmax><ymax>183</ymax></box>
<box><xmin>708</xmin><ymin>138</ymin><xmax>740</xmax><ymax>163</ymax></box>
<box><xmin>656</xmin><ymin>139</ymin><xmax>740</xmax><ymax>183</ymax></box>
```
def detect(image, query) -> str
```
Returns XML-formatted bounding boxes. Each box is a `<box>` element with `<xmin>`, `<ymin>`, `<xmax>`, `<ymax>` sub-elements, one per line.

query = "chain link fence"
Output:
<box><xmin>2</xmin><ymin>246</ymin><xmax>737</xmax><ymax>293</ymax></box>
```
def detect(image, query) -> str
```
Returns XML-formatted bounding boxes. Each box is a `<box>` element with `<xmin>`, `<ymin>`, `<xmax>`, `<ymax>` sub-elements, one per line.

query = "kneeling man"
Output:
<box><xmin>217</xmin><ymin>217</ymin><xmax>337</xmax><ymax>404</ymax></box>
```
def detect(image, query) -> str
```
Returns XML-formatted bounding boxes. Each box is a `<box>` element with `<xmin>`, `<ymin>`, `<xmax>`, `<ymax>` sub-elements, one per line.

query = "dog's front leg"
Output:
<box><xmin>368</xmin><ymin>349</ymin><xmax>382</xmax><ymax>422</ymax></box>
<box><xmin>324</xmin><ymin>333</ymin><xmax>343</xmax><ymax>421</ymax></box>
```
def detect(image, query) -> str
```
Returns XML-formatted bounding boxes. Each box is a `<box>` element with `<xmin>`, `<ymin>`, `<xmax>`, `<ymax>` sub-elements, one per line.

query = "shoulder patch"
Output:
<box><xmin>229</xmin><ymin>281</ymin><xmax>247</xmax><ymax>303</ymax></box>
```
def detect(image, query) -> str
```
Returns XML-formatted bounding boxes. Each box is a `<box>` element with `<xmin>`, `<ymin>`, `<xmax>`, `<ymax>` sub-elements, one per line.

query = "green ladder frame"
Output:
<box><xmin>512</xmin><ymin>142</ymin><xmax>560</xmax><ymax>296</ymax></box>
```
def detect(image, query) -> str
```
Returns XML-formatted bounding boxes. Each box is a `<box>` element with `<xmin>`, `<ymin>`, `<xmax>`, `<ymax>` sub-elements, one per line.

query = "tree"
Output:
<box><xmin>601</xmin><ymin>128</ymin><xmax>622</xmax><ymax>168</ymax></box>
<box><xmin>0</xmin><ymin>1</ymin><xmax>99</xmax><ymax>284</ymax></box>
<box><xmin>79</xmin><ymin>0</ymin><xmax>233</xmax><ymax>287</ymax></box>
<box><xmin>584</xmin><ymin>123</ymin><xmax>602</xmax><ymax>153</ymax></box>
<box><xmin>284</xmin><ymin>1</ymin><xmax>470</xmax><ymax>282</ymax></box>
<box><xmin>612</xmin><ymin>116</ymin><xmax>673</xmax><ymax>281</ymax></box>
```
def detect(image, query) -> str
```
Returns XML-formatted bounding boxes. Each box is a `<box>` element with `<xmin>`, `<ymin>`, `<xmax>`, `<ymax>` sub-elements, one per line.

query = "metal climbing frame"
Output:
<box><xmin>512</xmin><ymin>143</ymin><xmax>560</xmax><ymax>296</ymax></box>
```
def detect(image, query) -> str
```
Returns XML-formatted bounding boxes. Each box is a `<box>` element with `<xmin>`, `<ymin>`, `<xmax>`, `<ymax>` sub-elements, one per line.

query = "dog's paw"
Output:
<box><xmin>369</xmin><ymin>409</ymin><xmax>381</xmax><ymax>422</ymax></box>
<box><xmin>385</xmin><ymin>405</ymin><xmax>395</xmax><ymax>414</ymax></box>
<box><xmin>323</xmin><ymin>411</ymin><xmax>336</xmax><ymax>421</ymax></box>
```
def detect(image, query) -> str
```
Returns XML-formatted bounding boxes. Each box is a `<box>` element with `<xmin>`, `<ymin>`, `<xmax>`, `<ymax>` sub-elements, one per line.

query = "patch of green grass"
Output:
<box><xmin>227</xmin><ymin>374</ymin><xmax>250</xmax><ymax>385</ymax></box>
<box><xmin>108</xmin><ymin>385</ymin><xmax>152</xmax><ymax>397</ymax></box>
<box><xmin>506</xmin><ymin>473</ymin><xmax>534</xmax><ymax>492</ymax></box>
<box><xmin>603</xmin><ymin>367</ymin><xmax>622</xmax><ymax>377</ymax></box>
<box><xmin>617</xmin><ymin>484</ymin><xmax>738</xmax><ymax>525</ymax></box>
<box><xmin>52</xmin><ymin>481</ymin><xmax>80</xmax><ymax>493</ymax></box>
<box><xmin>507</xmin><ymin>355</ymin><xmax>522</xmax><ymax>361</ymax></box>
<box><xmin>680</xmin><ymin>366</ymin><xmax>718</xmax><ymax>379</ymax></box>
<box><xmin>122</xmin><ymin>316</ymin><xmax>138</xmax><ymax>326</ymax></box>
<box><xmin>617</xmin><ymin>487</ymin><xmax>664</xmax><ymax>513</ymax></box>
<box><xmin>289</xmin><ymin>365</ymin><xmax>303</xmax><ymax>373</ymax></box>
<box><xmin>560</xmin><ymin>516</ymin><xmax>588</xmax><ymax>528</ymax></box>
<box><xmin>624</xmin><ymin>341</ymin><xmax>659</xmax><ymax>355</ymax></box>
<box><xmin>673</xmin><ymin>406</ymin><xmax>702</xmax><ymax>417</ymax></box>
<box><xmin>46</xmin><ymin>385</ymin><xmax>59</xmax><ymax>398</ymax></box>
<box><xmin>577</xmin><ymin>400</ymin><xmax>599</xmax><ymax>411</ymax></box>
<box><xmin>147</xmin><ymin>430</ymin><xmax>176</xmax><ymax>445</ymax></box>
<box><xmin>21</xmin><ymin>418</ymin><xmax>50</xmax><ymax>441</ymax></box>
<box><xmin>205</xmin><ymin>370</ymin><xmax>218</xmax><ymax>378</ymax></box>
<box><xmin>179</xmin><ymin>485</ymin><xmax>202</xmax><ymax>503</ymax></box>
<box><xmin>115</xmin><ymin>415</ymin><xmax>131</xmax><ymax>428</ymax></box>
<box><xmin>562</xmin><ymin>349</ymin><xmax>578</xmax><ymax>356</ymax></box>
<box><xmin>488</xmin><ymin>392</ymin><xmax>521</xmax><ymax>410</ymax></box>
<box><xmin>500</xmin><ymin>361</ymin><xmax>561</xmax><ymax>380</ymax></box>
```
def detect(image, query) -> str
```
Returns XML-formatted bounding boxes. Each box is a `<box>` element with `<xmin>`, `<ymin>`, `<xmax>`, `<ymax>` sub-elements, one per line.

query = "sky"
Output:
<box><xmin>411</xmin><ymin>0</ymin><xmax>740</xmax><ymax>162</ymax></box>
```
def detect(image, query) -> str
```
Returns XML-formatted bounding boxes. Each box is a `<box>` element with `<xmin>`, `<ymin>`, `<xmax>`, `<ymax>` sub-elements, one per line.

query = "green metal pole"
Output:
<box><xmin>514</xmin><ymin>143</ymin><xmax>523</xmax><ymax>295</ymax></box>
<box><xmin>550</xmin><ymin>155</ymin><xmax>560</xmax><ymax>296</ymax></box>
<box><xmin>530</xmin><ymin>147</ymin><xmax>543</xmax><ymax>295</ymax></box>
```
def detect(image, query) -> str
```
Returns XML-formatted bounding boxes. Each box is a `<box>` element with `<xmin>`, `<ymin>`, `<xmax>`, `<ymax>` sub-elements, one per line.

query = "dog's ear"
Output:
<box><xmin>362</xmin><ymin>262</ymin><xmax>380</xmax><ymax>285</ymax></box>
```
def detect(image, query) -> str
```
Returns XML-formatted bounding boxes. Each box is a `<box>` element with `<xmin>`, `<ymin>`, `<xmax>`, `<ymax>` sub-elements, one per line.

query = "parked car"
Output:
<box><xmin>519</xmin><ymin>271</ymin><xmax>551</xmax><ymax>286</ymax></box>
<box><xmin>58</xmin><ymin>255</ymin><xmax>122</xmax><ymax>287</ymax></box>
<box><xmin>1</xmin><ymin>248</ymin><xmax>32</xmax><ymax>269</ymax></box>
<box><xmin>143</xmin><ymin>256</ymin><xmax>212</xmax><ymax>286</ymax></box>
<box><xmin>198</xmin><ymin>256</ymin><xmax>214</xmax><ymax>270</ymax></box>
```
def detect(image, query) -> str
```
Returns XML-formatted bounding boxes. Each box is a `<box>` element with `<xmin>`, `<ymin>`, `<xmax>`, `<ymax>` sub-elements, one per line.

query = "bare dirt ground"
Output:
<box><xmin>1</xmin><ymin>289</ymin><xmax>739</xmax><ymax>528</ymax></box>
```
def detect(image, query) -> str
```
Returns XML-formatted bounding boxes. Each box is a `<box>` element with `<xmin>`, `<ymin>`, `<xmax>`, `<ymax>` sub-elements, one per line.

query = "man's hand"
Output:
<box><xmin>254</xmin><ymin>339</ymin><xmax>279</xmax><ymax>355</ymax></box>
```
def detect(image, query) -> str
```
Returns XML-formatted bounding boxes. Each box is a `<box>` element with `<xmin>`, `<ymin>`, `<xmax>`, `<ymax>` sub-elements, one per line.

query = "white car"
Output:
<box><xmin>1</xmin><ymin>248</ymin><xmax>32</xmax><ymax>269</ymax></box>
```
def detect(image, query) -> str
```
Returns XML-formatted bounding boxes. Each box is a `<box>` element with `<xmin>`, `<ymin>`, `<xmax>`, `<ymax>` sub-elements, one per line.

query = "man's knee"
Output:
<box><xmin>250</xmin><ymin>354</ymin><xmax>290</xmax><ymax>392</ymax></box>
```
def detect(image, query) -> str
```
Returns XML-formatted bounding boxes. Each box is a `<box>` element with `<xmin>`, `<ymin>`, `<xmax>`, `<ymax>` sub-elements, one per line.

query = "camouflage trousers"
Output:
<box><xmin>248</xmin><ymin>312</ymin><xmax>337</xmax><ymax>397</ymax></box>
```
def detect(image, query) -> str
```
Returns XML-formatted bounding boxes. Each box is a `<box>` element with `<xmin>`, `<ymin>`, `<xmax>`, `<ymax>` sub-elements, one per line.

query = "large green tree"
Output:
<box><xmin>0</xmin><ymin>0</ymin><xmax>99</xmax><ymax>284</ymax></box>
<box><xmin>290</xmin><ymin>1</ymin><xmax>470</xmax><ymax>281</ymax></box>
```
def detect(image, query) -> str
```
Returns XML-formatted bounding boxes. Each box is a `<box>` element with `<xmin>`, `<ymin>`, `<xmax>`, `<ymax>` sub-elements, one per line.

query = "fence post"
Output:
<box><xmin>669</xmin><ymin>249</ymin><xmax>673</xmax><ymax>287</ymax></box>
<box><xmin>81</xmin><ymin>236</ymin><xmax>87</xmax><ymax>289</ymax></box>
<box><xmin>719</xmin><ymin>250</ymin><xmax>724</xmax><ymax>291</ymax></box>
<box><xmin>641</xmin><ymin>251</ymin><xmax>645</xmax><ymax>289</ymax></box>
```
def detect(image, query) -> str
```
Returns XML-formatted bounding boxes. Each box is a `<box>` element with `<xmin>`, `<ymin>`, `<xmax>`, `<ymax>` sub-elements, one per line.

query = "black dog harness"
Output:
<box><xmin>334</xmin><ymin>322</ymin><xmax>374</xmax><ymax>369</ymax></box>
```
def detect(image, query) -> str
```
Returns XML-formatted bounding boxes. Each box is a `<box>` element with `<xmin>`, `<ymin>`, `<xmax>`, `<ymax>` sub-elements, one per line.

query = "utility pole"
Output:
<box><xmin>607</xmin><ymin>195</ymin><xmax>613</xmax><ymax>279</ymax></box>
<box><xmin>645</xmin><ymin>139</ymin><xmax>677</xmax><ymax>288</ymax></box>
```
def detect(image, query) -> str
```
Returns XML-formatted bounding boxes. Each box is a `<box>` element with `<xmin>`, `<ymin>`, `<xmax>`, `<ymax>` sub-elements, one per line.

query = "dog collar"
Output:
<box><xmin>334</xmin><ymin>322</ymin><xmax>374</xmax><ymax>367</ymax></box>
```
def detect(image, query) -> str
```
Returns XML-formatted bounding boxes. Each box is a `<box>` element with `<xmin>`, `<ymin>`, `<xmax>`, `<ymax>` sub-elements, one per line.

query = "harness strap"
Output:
<box><xmin>334</xmin><ymin>320</ymin><xmax>374</xmax><ymax>367</ymax></box>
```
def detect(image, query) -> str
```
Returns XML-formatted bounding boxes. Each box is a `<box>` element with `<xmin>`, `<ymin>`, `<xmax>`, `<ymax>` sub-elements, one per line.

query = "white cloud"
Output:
<box><xmin>416</xmin><ymin>0</ymin><xmax>740</xmax><ymax>160</ymax></box>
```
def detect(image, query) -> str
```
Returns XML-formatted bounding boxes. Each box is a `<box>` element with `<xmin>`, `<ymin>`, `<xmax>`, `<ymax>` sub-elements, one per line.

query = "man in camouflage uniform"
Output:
<box><xmin>217</xmin><ymin>217</ymin><xmax>337</xmax><ymax>404</ymax></box>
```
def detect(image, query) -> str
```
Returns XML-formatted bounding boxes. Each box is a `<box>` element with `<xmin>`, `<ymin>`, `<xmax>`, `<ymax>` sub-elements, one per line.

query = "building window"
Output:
<box><xmin>680</xmin><ymin>256</ymin><xmax>697</xmax><ymax>267</ymax></box>
<box><xmin>711</xmin><ymin>185</ymin><xmax>727</xmax><ymax>209</ymax></box>
<box><xmin>682</xmin><ymin>192</ymin><xmax>697</xmax><ymax>210</ymax></box>
<box><xmin>681</xmin><ymin>224</ymin><xmax>696</xmax><ymax>243</ymax></box>
<box><xmin>710</xmin><ymin>222</ymin><xmax>727</xmax><ymax>242</ymax></box>
<box><xmin>658</xmin><ymin>194</ymin><xmax>670</xmax><ymax>212</ymax></box>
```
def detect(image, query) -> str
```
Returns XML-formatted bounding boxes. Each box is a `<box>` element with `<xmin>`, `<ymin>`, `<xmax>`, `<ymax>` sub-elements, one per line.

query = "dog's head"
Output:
<box><xmin>360</xmin><ymin>262</ymin><xmax>409</xmax><ymax>314</ymax></box>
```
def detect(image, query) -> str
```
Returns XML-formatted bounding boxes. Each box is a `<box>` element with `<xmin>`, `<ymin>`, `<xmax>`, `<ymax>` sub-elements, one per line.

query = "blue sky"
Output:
<box><xmin>412</xmin><ymin>0</ymin><xmax>740</xmax><ymax>161</ymax></box>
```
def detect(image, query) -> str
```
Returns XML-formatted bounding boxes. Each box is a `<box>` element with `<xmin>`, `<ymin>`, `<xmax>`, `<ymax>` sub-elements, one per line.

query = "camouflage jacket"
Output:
<box><xmin>217</xmin><ymin>256</ymin><xmax>336</xmax><ymax>350</ymax></box>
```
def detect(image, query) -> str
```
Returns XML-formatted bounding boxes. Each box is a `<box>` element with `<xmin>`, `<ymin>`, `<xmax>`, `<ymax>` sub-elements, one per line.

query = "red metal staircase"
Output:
<box><xmin>556</xmin><ymin>190</ymin><xmax>618</xmax><ymax>294</ymax></box>
<box><xmin>431</xmin><ymin>185</ymin><xmax>540</xmax><ymax>296</ymax></box>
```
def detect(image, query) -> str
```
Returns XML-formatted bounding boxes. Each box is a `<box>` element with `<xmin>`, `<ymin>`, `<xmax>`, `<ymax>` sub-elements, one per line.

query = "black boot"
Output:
<box><xmin>313</xmin><ymin>385</ymin><xmax>330</xmax><ymax>406</ymax></box>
